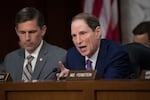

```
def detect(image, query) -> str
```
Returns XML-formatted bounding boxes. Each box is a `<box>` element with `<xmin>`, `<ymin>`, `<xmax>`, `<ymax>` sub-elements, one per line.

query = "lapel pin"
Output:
<box><xmin>39</xmin><ymin>58</ymin><xmax>43</xmax><ymax>61</ymax></box>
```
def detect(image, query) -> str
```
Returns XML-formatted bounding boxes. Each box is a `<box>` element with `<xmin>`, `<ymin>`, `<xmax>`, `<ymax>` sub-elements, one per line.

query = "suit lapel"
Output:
<box><xmin>16</xmin><ymin>49</ymin><xmax>25</xmax><ymax>80</ymax></box>
<box><xmin>32</xmin><ymin>41</ymin><xmax>48</xmax><ymax>80</ymax></box>
<box><xmin>95</xmin><ymin>39</ymin><xmax>108</xmax><ymax>77</ymax></box>
<box><xmin>78</xmin><ymin>57</ymin><xmax>85</xmax><ymax>70</ymax></box>
<box><xmin>71</xmin><ymin>48</ymin><xmax>85</xmax><ymax>70</ymax></box>
<box><xmin>32</xmin><ymin>54</ymin><xmax>46</xmax><ymax>80</ymax></box>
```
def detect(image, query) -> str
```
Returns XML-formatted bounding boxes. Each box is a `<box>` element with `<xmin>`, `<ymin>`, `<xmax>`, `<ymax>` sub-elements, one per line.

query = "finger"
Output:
<box><xmin>56</xmin><ymin>73</ymin><xmax>60</xmax><ymax>80</ymax></box>
<box><xmin>58</xmin><ymin>61</ymin><xmax>65</xmax><ymax>71</ymax></box>
<box><xmin>64</xmin><ymin>72</ymin><xmax>69</xmax><ymax>77</ymax></box>
<box><xmin>56</xmin><ymin>73</ymin><xmax>59</xmax><ymax>77</ymax></box>
<box><xmin>56</xmin><ymin>69</ymin><xmax>69</xmax><ymax>80</ymax></box>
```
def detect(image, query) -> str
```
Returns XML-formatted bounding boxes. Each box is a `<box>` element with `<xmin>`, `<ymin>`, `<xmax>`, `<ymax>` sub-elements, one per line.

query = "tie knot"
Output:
<box><xmin>27</xmin><ymin>55</ymin><xmax>34</xmax><ymax>62</ymax></box>
<box><xmin>87</xmin><ymin>59</ymin><xmax>92</xmax><ymax>64</ymax></box>
<box><xmin>86</xmin><ymin>59</ymin><xmax>92</xmax><ymax>70</ymax></box>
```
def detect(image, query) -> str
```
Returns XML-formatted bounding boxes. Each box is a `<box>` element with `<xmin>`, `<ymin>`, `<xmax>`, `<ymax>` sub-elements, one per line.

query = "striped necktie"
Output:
<box><xmin>22</xmin><ymin>55</ymin><xmax>34</xmax><ymax>81</ymax></box>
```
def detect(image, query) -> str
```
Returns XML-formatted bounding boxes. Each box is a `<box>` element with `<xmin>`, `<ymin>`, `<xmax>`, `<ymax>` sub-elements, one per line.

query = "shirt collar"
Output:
<box><xmin>85</xmin><ymin>47</ymin><xmax>99</xmax><ymax>63</ymax></box>
<box><xmin>25</xmin><ymin>40</ymin><xmax>43</xmax><ymax>59</ymax></box>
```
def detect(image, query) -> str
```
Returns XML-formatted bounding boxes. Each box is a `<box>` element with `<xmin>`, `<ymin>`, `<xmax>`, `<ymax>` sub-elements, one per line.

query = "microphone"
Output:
<box><xmin>44</xmin><ymin>67</ymin><xmax>59</xmax><ymax>80</ymax></box>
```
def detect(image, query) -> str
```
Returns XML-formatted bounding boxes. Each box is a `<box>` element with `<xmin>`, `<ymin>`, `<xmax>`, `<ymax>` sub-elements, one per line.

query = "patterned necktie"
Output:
<box><xmin>22</xmin><ymin>55</ymin><xmax>34</xmax><ymax>81</ymax></box>
<box><xmin>86</xmin><ymin>59</ymin><xmax>92</xmax><ymax>70</ymax></box>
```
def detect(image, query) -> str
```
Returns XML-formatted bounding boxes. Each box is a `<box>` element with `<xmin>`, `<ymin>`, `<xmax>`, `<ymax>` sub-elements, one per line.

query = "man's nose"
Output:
<box><xmin>25</xmin><ymin>33</ymin><xmax>30</xmax><ymax>40</ymax></box>
<box><xmin>76</xmin><ymin>36</ymin><xmax>82</xmax><ymax>44</ymax></box>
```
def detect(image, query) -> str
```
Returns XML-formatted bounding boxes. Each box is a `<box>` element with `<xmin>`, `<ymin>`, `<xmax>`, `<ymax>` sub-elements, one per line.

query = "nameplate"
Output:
<box><xmin>140</xmin><ymin>70</ymin><xmax>150</xmax><ymax>79</ymax></box>
<box><xmin>66</xmin><ymin>70</ymin><xmax>97</xmax><ymax>81</ymax></box>
<box><xmin>0</xmin><ymin>73</ymin><xmax>12</xmax><ymax>81</ymax></box>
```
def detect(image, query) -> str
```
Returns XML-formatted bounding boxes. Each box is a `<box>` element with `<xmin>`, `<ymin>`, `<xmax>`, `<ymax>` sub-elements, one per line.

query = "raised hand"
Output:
<box><xmin>56</xmin><ymin>61</ymin><xmax>70</xmax><ymax>80</ymax></box>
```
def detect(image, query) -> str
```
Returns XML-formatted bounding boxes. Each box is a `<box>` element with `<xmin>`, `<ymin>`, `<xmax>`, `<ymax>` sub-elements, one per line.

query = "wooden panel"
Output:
<box><xmin>7</xmin><ymin>91</ymin><xmax>83</xmax><ymax>100</ymax></box>
<box><xmin>96</xmin><ymin>90</ymin><xmax>150</xmax><ymax>100</ymax></box>
<box><xmin>1</xmin><ymin>80</ymin><xmax>150</xmax><ymax>100</ymax></box>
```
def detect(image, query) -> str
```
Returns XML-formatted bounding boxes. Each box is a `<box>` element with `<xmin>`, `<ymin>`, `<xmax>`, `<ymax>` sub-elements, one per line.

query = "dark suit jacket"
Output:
<box><xmin>66</xmin><ymin>39</ymin><xmax>132</xmax><ymax>79</ymax></box>
<box><xmin>1</xmin><ymin>41</ymin><xmax>67</xmax><ymax>81</ymax></box>
<box><xmin>124</xmin><ymin>42</ymin><xmax>150</xmax><ymax>78</ymax></box>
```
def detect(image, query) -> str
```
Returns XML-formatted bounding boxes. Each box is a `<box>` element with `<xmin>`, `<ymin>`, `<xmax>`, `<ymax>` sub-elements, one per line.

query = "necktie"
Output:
<box><xmin>22</xmin><ymin>55</ymin><xmax>34</xmax><ymax>81</ymax></box>
<box><xmin>86</xmin><ymin>59</ymin><xmax>92</xmax><ymax>70</ymax></box>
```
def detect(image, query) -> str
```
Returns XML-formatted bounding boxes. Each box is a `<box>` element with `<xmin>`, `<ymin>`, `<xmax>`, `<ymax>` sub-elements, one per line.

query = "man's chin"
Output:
<box><xmin>25</xmin><ymin>47</ymin><xmax>34</xmax><ymax>52</ymax></box>
<box><xmin>80</xmin><ymin>52</ymin><xmax>88</xmax><ymax>57</ymax></box>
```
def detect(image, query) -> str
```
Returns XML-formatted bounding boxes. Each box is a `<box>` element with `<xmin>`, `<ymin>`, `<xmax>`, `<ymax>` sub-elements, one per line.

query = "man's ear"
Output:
<box><xmin>95</xmin><ymin>26</ymin><xmax>101</xmax><ymax>39</ymax></box>
<box><xmin>41</xmin><ymin>25</ymin><xmax>47</xmax><ymax>36</ymax></box>
<box><xmin>15</xmin><ymin>27</ymin><xmax>19</xmax><ymax>36</ymax></box>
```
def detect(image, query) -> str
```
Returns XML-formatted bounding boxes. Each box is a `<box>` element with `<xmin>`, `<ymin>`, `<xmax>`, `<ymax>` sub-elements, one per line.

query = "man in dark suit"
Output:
<box><xmin>0</xmin><ymin>7</ymin><xmax>66</xmax><ymax>81</ymax></box>
<box><xmin>57</xmin><ymin>13</ymin><xmax>132</xmax><ymax>79</ymax></box>
<box><xmin>124</xmin><ymin>42</ymin><xmax>150</xmax><ymax>78</ymax></box>
<box><xmin>124</xmin><ymin>21</ymin><xmax>150</xmax><ymax>78</ymax></box>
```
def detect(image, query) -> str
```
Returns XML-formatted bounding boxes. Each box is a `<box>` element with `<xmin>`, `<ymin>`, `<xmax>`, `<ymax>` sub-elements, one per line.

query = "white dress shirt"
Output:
<box><xmin>85</xmin><ymin>48</ymin><xmax>99</xmax><ymax>70</ymax></box>
<box><xmin>23</xmin><ymin>40</ymin><xmax>43</xmax><ymax>72</ymax></box>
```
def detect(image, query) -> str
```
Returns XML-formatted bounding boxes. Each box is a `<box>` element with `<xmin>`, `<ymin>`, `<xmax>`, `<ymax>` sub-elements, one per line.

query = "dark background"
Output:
<box><xmin>0</xmin><ymin>0</ymin><xmax>82</xmax><ymax>62</ymax></box>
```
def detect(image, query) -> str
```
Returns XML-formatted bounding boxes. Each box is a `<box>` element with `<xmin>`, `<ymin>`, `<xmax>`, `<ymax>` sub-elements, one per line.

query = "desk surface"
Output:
<box><xmin>1</xmin><ymin>80</ymin><xmax>150</xmax><ymax>100</ymax></box>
